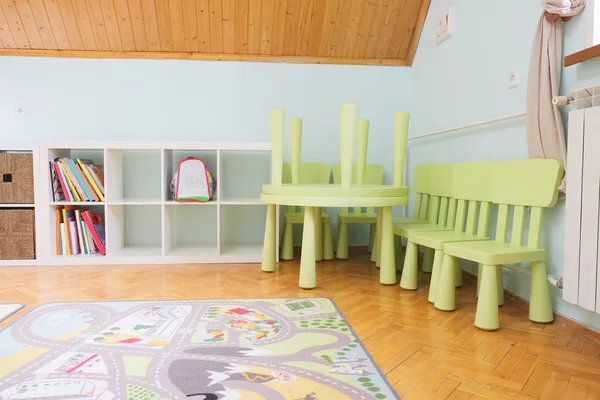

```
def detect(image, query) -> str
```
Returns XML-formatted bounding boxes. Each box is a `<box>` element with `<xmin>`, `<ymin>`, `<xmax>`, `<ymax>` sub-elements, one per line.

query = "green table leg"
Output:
<box><xmin>315</xmin><ymin>207</ymin><xmax>323</xmax><ymax>261</ymax></box>
<box><xmin>371</xmin><ymin>209</ymin><xmax>381</xmax><ymax>264</ymax></box>
<box><xmin>299</xmin><ymin>207</ymin><xmax>316</xmax><ymax>289</ymax></box>
<box><xmin>379</xmin><ymin>206</ymin><xmax>396</xmax><ymax>285</ymax></box>
<box><xmin>261</xmin><ymin>204</ymin><xmax>277</xmax><ymax>272</ymax></box>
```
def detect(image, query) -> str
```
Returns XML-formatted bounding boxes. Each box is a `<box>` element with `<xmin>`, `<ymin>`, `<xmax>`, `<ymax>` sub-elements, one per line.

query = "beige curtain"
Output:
<box><xmin>526</xmin><ymin>0</ymin><xmax>585</xmax><ymax>194</ymax></box>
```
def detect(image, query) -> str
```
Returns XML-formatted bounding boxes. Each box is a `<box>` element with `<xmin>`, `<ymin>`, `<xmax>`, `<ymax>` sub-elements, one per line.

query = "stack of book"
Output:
<box><xmin>55</xmin><ymin>206</ymin><xmax>106</xmax><ymax>256</ymax></box>
<box><xmin>50</xmin><ymin>158</ymin><xmax>105</xmax><ymax>202</ymax></box>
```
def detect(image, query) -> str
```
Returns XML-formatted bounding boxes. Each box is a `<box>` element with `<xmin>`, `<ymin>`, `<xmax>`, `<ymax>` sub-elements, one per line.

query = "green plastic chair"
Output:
<box><xmin>400</xmin><ymin>162</ymin><xmax>496</xmax><ymax>296</ymax></box>
<box><xmin>390</xmin><ymin>163</ymin><xmax>456</xmax><ymax>277</ymax></box>
<box><xmin>440</xmin><ymin>159</ymin><xmax>563</xmax><ymax>331</ymax></box>
<box><xmin>281</xmin><ymin>162</ymin><xmax>334</xmax><ymax>261</ymax></box>
<box><xmin>332</xmin><ymin>163</ymin><xmax>384</xmax><ymax>259</ymax></box>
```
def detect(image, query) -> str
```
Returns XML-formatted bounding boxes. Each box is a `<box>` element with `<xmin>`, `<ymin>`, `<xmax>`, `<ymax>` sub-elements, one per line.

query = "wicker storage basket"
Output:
<box><xmin>0</xmin><ymin>209</ymin><xmax>35</xmax><ymax>260</ymax></box>
<box><xmin>0</xmin><ymin>153</ymin><xmax>34</xmax><ymax>204</ymax></box>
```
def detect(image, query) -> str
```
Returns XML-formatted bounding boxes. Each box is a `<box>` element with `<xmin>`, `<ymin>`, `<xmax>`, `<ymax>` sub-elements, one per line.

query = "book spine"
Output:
<box><xmin>75</xmin><ymin>210</ymin><xmax>86</xmax><ymax>254</ymax></box>
<box><xmin>80</xmin><ymin>220</ymin><xmax>89</xmax><ymax>254</ymax></box>
<box><xmin>61</xmin><ymin>208</ymin><xmax>71</xmax><ymax>255</ymax></box>
<box><xmin>69</xmin><ymin>220</ymin><xmax>80</xmax><ymax>255</ymax></box>
<box><xmin>54</xmin><ymin>162</ymin><xmax>72</xmax><ymax>202</ymax></box>
<box><xmin>79</xmin><ymin>159</ymin><xmax>105</xmax><ymax>201</ymax></box>
<box><xmin>55</xmin><ymin>209</ymin><xmax>61</xmax><ymax>255</ymax></box>
<box><xmin>76</xmin><ymin>163</ymin><xmax>99</xmax><ymax>201</ymax></box>
<box><xmin>59</xmin><ymin>222</ymin><xmax>66</xmax><ymax>255</ymax></box>
<box><xmin>82</xmin><ymin>211</ymin><xmax>106</xmax><ymax>255</ymax></box>
<box><xmin>86</xmin><ymin>165</ymin><xmax>105</xmax><ymax>195</ymax></box>
<box><xmin>59</xmin><ymin>161</ymin><xmax>82</xmax><ymax>202</ymax></box>
<box><xmin>66</xmin><ymin>159</ymin><xmax>93</xmax><ymax>201</ymax></box>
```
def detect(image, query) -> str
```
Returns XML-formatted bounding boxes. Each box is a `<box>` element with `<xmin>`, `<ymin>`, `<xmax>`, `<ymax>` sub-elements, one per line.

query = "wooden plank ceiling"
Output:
<box><xmin>0</xmin><ymin>0</ymin><xmax>430</xmax><ymax>66</ymax></box>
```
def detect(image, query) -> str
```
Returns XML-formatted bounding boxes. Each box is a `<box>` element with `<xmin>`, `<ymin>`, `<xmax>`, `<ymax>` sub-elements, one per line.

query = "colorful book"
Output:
<box><xmin>61</xmin><ymin>208</ymin><xmax>71</xmax><ymax>255</ymax></box>
<box><xmin>82</xmin><ymin>210</ymin><xmax>106</xmax><ymax>255</ymax></box>
<box><xmin>86</xmin><ymin>164</ymin><xmax>105</xmax><ymax>197</ymax></box>
<box><xmin>59</xmin><ymin>161</ymin><xmax>82</xmax><ymax>202</ymax></box>
<box><xmin>54</xmin><ymin>162</ymin><xmax>72</xmax><ymax>202</ymax></box>
<box><xmin>55</xmin><ymin>209</ymin><xmax>61</xmax><ymax>255</ymax></box>
<box><xmin>49</xmin><ymin>162</ymin><xmax>65</xmax><ymax>202</ymax></box>
<box><xmin>75</xmin><ymin>163</ymin><xmax>99</xmax><ymax>202</ymax></box>
<box><xmin>66</xmin><ymin>159</ymin><xmax>94</xmax><ymax>201</ymax></box>
<box><xmin>78</xmin><ymin>159</ymin><xmax>105</xmax><ymax>201</ymax></box>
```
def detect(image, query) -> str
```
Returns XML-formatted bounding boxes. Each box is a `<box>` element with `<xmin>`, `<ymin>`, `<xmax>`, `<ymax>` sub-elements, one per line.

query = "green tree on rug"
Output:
<box><xmin>127</xmin><ymin>384</ymin><xmax>163</xmax><ymax>400</ymax></box>
<box><xmin>295</xmin><ymin>316</ymin><xmax>351</xmax><ymax>333</ymax></box>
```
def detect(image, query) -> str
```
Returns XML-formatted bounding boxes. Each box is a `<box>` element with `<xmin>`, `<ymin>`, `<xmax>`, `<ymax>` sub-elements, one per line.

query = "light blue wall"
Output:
<box><xmin>0</xmin><ymin>56</ymin><xmax>412</xmax><ymax>245</ymax></box>
<box><xmin>410</xmin><ymin>0</ymin><xmax>600</xmax><ymax>331</ymax></box>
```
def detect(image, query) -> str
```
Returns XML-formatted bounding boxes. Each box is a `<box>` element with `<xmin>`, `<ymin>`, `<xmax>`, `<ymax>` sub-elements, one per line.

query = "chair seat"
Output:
<box><xmin>285</xmin><ymin>212</ymin><xmax>330</xmax><ymax>224</ymax></box>
<box><xmin>410</xmin><ymin>231</ymin><xmax>490</xmax><ymax>251</ymax></box>
<box><xmin>338</xmin><ymin>212</ymin><xmax>377</xmax><ymax>223</ymax></box>
<box><xmin>443</xmin><ymin>240</ymin><xmax>546</xmax><ymax>265</ymax></box>
<box><xmin>394</xmin><ymin>223</ymin><xmax>452</xmax><ymax>237</ymax></box>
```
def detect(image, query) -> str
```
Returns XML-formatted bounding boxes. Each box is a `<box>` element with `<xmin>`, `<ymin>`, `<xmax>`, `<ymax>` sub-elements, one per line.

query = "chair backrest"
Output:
<box><xmin>421</xmin><ymin>163</ymin><xmax>455</xmax><ymax>227</ymax></box>
<box><xmin>447</xmin><ymin>161</ymin><xmax>497</xmax><ymax>237</ymax></box>
<box><xmin>282</xmin><ymin>162</ymin><xmax>331</xmax><ymax>213</ymax></box>
<box><xmin>332</xmin><ymin>164</ymin><xmax>384</xmax><ymax>215</ymax></box>
<box><xmin>490</xmin><ymin>159</ymin><xmax>563</xmax><ymax>249</ymax></box>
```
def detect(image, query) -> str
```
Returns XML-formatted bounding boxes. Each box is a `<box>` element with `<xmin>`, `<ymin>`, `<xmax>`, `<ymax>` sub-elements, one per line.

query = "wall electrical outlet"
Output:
<box><xmin>508</xmin><ymin>72</ymin><xmax>519</xmax><ymax>89</ymax></box>
<box><xmin>15</xmin><ymin>106</ymin><xmax>25</xmax><ymax>116</ymax></box>
<box><xmin>436</xmin><ymin>8</ymin><xmax>452</xmax><ymax>45</ymax></box>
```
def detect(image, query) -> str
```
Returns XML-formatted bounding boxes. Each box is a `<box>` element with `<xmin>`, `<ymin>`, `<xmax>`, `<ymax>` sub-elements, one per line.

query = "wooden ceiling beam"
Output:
<box><xmin>0</xmin><ymin>47</ymin><xmax>409</xmax><ymax>65</ymax></box>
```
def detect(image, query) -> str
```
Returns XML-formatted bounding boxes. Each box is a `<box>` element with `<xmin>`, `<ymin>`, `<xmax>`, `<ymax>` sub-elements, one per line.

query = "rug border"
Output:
<box><xmin>0</xmin><ymin>297</ymin><xmax>400</xmax><ymax>400</ymax></box>
<box><xmin>0</xmin><ymin>303</ymin><xmax>25</xmax><ymax>324</ymax></box>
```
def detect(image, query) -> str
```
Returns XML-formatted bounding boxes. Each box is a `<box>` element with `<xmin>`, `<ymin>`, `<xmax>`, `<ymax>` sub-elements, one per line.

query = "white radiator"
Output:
<box><xmin>564</xmin><ymin>101</ymin><xmax>600</xmax><ymax>313</ymax></box>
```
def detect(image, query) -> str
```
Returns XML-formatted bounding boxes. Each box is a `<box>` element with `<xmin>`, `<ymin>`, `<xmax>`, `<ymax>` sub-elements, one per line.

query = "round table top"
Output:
<box><xmin>260</xmin><ymin>183</ymin><xmax>409</xmax><ymax>207</ymax></box>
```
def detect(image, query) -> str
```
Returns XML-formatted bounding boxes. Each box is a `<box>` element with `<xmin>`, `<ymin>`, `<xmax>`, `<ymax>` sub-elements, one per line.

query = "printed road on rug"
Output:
<box><xmin>0</xmin><ymin>298</ymin><xmax>398</xmax><ymax>400</ymax></box>
<box><xmin>0</xmin><ymin>303</ymin><xmax>23</xmax><ymax>323</ymax></box>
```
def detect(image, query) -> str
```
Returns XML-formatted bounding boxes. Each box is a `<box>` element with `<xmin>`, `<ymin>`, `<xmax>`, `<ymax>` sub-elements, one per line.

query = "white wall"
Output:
<box><xmin>410</xmin><ymin>0</ymin><xmax>600</xmax><ymax>331</ymax></box>
<box><xmin>0</xmin><ymin>56</ymin><xmax>413</xmax><ymax>245</ymax></box>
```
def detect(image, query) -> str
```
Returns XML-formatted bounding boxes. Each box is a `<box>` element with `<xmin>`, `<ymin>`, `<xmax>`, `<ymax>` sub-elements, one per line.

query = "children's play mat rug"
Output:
<box><xmin>0</xmin><ymin>298</ymin><xmax>398</xmax><ymax>400</ymax></box>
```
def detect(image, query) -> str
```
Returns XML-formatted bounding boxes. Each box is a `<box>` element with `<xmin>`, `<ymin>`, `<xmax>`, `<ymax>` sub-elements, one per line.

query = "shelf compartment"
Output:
<box><xmin>220</xmin><ymin>204</ymin><xmax>266</xmax><ymax>261</ymax></box>
<box><xmin>106</xmin><ymin>149</ymin><xmax>161</xmax><ymax>203</ymax></box>
<box><xmin>49</xmin><ymin>204</ymin><xmax>105</xmax><ymax>257</ymax></box>
<box><xmin>164</xmin><ymin>203</ymin><xmax>218</xmax><ymax>257</ymax></box>
<box><xmin>163</xmin><ymin>150</ymin><xmax>218</xmax><ymax>202</ymax></box>
<box><xmin>106</xmin><ymin>205</ymin><xmax>161</xmax><ymax>257</ymax></box>
<box><xmin>220</xmin><ymin>150</ymin><xmax>270</xmax><ymax>202</ymax></box>
<box><xmin>47</xmin><ymin>148</ymin><xmax>104</xmax><ymax>204</ymax></box>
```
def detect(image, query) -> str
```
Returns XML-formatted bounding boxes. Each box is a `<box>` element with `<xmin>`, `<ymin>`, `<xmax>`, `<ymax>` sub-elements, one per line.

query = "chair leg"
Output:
<box><xmin>434</xmin><ymin>254</ymin><xmax>457</xmax><ymax>311</ymax></box>
<box><xmin>371</xmin><ymin>210</ymin><xmax>382</xmax><ymax>264</ymax></box>
<box><xmin>280</xmin><ymin>222</ymin><xmax>294</xmax><ymax>261</ymax></box>
<box><xmin>530</xmin><ymin>261</ymin><xmax>554</xmax><ymax>323</ymax></box>
<box><xmin>379</xmin><ymin>207</ymin><xmax>396</xmax><ymax>285</ymax></box>
<box><xmin>455</xmin><ymin>260</ymin><xmax>463</xmax><ymax>287</ymax></box>
<box><xmin>394</xmin><ymin>236</ymin><xmax>403</xmax><ymax>271</ymax></box>
<box><xmin>474</xmin><ymin>264</ymin><xmax>500</xmax><ymax>330</ymax></box>
<box><xmin>399</xmin><ymin>241</ymin><xmax>419</xmax><ymax>290</ymax></box>
<box><xmin>476</xmin><ymin>264</ymin><xmax>483</xmax><ymax>297</ymax></box>
<box><xmin>422</xmin><ymin>248</ymin><xmax>434</xmax><ymax>273</ymax></box>
<box><xmin>299</xmin><ymin>207</ymin><xmax>317</xmax><ymax>289</ymax></box>
<box><xmin>323</xmin><ymin>219</ymin><xmax>334</xmax><ymax>261</ymax></box>
<box><xmin>336</xmin><ymin>220</ymin><xmax>349</xmax><ymax>259</ymax></box>
<box><xmin>261</xmin><ymin>204</ymin><xmax>277</xmax><ymax>272</ymax></box>
<box><xmin>497</xmin><ymin>267</ymin><xmax>505</xmax><ymax>306</ymax></box>
<box><xmin>314</xmin><ymin>208</ymin><xmax>323</xmax><ymax>262</ymax></box>
<box><xmin>428</xmin><ymin>250</ymin><xmax>444</xmax><ymax>303</ymax></box>
<box><xmin>375</xmin><ymin>209</ymin><xmax>383</xmax><ymax>267</ymax></box>
<box><xmin>368</xmin><ymin>223</ymin><xmax>376</xmax><ymax>253</ymax></box>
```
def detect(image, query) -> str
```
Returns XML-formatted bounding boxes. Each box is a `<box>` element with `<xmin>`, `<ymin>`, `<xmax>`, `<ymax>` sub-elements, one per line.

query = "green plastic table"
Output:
<box><xmin>260</xmin><ymin>105</ymin><xmax>410</xmax><ymax>289</ymax></box>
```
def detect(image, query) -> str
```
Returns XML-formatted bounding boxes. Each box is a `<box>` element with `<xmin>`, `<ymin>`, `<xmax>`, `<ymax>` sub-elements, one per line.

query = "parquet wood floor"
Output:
<box><xmin>1</xmin><ymin>250</ymin><xmax>600</xmax><ymax>399</ymax></box>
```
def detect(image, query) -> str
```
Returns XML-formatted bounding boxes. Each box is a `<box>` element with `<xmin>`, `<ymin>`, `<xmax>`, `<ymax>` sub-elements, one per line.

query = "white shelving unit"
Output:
<box><xmin>37</xmin><ymin>141</ymin><xmax>275</xmax><ymax>266</ymax></box>
<box><xmin>0</xmin><ymin>142</ymin><xmax>41</xmax><ymax>266</ymax></box>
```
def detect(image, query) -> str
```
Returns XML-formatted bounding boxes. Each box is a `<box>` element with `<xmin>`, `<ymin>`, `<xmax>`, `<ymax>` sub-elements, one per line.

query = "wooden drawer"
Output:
<box><xmin>0</xmin><ymin>209</ymin><xmax>35</xmax><ymax>260</ymax></box>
